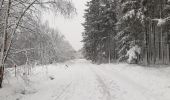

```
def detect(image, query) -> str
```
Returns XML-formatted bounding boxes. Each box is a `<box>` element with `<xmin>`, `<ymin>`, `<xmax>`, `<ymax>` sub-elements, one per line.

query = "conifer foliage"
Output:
<box><xmin>82</xmin><ymin>0</ymin><xmax>170</xmax><ymax>64</ymax></box>
<box><xmin>82</xmin><ymin>0</ymin><xmax>117</xmax><ymax>63</ymax></box>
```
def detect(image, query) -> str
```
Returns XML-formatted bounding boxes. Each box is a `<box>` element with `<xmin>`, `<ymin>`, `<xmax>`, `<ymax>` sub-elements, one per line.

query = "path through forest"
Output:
<box><xmin>0</xmin><ymin>59</ymin><xmax>170</xmax><ymax>100</ymax></box>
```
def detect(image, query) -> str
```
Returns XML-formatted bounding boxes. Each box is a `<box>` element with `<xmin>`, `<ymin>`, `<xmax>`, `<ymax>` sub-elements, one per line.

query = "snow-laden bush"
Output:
<box><xmin>152</xmin><ymin>18</ymin><xmax>167</xmax><ymax>27</ymax></box>
<box><xmin>123</xmin><ymin>9</ymin><xmax>135</xmax><ymax>20</ymax></box>
<box><xmin>126</xmin><ymin>45</ymin><xmax>141</xmax><ymax>64</ymax></box>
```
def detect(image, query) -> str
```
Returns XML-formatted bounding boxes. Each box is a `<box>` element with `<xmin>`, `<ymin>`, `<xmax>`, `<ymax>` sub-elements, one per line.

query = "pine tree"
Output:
<box><xmin>97</xmin><ymin>0</ymin><xmax>117</xmax><ymax>63</ymax></box>
<box><xmin>82</xmin><ymin>0</ymin><xmax>101</xmax><ymax>62</ymax></box>
<box><xmin>82</xmin><ymin>0</ymin><xmax>170</xmax><ymax>65</ymax></box>
<box><xmin>141</xmin><ymin>0</ymin><xmax>170</xmax><ymax>64</ymax></box>
<box><xmin>82</xmin><ymin>0</ymin><xmax>117</xmax><ymax>63</ymax></box>
<box><xmin>116</xmin><ymin>0</ymin><xmax>144</xmax><ymax>63</ymax></box>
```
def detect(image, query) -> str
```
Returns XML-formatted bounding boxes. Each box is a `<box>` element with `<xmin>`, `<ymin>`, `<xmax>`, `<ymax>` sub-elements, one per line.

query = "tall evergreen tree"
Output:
<box><xmin>82</xmin><ymin>0</ymin><xmax>101</xmax><ymax>62</ymax></box>
<box><xmin>116</xmin><ymin>0</ymin><xmax>144</xmax><ymax>63</ymax></box>
<box><xmin>82</xmin><ymin>0</ymin><xmax>117</xmax><ymax>63</ymax></box>
<box><xmin>82</xmin><ymin>0</ymin><xmax>170</xmax><ymax>65</ymax></box>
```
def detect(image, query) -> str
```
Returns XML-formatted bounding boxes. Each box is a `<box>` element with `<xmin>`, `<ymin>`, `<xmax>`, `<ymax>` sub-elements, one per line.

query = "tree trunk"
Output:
<box><xmin>0</xmin><ymin>67</ymin><xmax>4</xmax><ymax>88</ymax></box>
<box><xmin>144</xmin><ymin>25</ymin><xmax>149</xmax><ymax>65</ymax></box>
<box><xmin>153</xmin><ymin>23</ymin><xmax>156</xmax><ymax>64</ymax></box>
<box><xmin>0</xmin><ymin>0</ymin><xmax>11</xmax><ymax>88</ymax></box>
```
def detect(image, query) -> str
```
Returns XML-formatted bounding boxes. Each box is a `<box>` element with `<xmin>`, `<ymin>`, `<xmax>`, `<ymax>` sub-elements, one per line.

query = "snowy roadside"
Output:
<box><xmin>99</xmin><ymin>63</ymin><xmax>170</xmax><ymax>100</ymax></box>
<box><xmin>0</xmin><ymin>59</ymin><xmax>170</xmax><ymax>100</ymax></box>
<box><xmin>0</xmin><ymin>63</ymin><xmax>71</xmax><ymax>100</ymax></box>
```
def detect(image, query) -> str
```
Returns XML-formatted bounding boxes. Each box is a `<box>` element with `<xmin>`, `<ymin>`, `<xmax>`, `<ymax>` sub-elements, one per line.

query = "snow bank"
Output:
<box><xmin>126</xmin><ymin>45</ymin><xmax>141</xmax><ymax>63</ymax></box>
<box><xmin>101</xmin><ymin>63</ymin><xmax>170</xmax><ymax>100</ymax></box>
<box><xmin>0</xmin><ymin>59</ymin><xmax>170</xmax><ymax>100</ymax></box>
<box><xmin>0</xmin><ymin>63</ymin><xmax>71</xmax><ymax>100</ymax></box>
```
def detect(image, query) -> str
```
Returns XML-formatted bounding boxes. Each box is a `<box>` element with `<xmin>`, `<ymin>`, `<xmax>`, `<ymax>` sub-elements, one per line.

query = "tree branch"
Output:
<box><xmin>3</xmin><ymin>0</ymin><xmax>38</xmax><ymax>64</ymax></box>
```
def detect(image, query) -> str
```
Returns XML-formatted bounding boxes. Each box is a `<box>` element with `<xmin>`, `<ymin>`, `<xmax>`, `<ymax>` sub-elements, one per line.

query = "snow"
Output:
<box><xmin>123</xmin><ymin>9</ymin><xmax>135</xmax><ymax>20</ymax></box>
<box><xmin>137</xmin><ymin>9</ymin><xmax>145</xmax><ymax>22</ymax></box>
<box><xmin>126</xmin><ymin>45</ymin><xmax>141</xmax><ymax>63</ymax></box>
<box><xmin>152</xmin><ymin>18</ymin><xmax>166</xmax><ymax>27</ymax></box>
<box><xmin>0</xmin><ymin>59</ymin><xmax>170</xmax><ymax>100</ymax></box>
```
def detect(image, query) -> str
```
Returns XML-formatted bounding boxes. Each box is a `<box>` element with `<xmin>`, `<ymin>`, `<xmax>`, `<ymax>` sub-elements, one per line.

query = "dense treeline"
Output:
<box><xmin>0</xmin><ymin>0</ymin><xmax>76</xmax><ymax>88</ymax></box>
<box><xmin>82</xmin><ymin>0</ymin><xmax>170</xmax><ymax>64</ymax></box>
<box><xmin>82</xmin><ymin>0</ymin><xmax>117</xmax><ymax>63</ymax></box>
<box><xmin>10</xmin><ymin>22</ymin><xmax>76</xmax><ymax>66</ymax></box>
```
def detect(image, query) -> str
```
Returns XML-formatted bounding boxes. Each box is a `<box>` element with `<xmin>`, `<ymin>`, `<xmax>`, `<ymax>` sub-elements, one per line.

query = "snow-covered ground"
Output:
<box><xmin>0</xmin><ymin>59</ymin><xmax>170</xmax><ymax>100</ymax></box>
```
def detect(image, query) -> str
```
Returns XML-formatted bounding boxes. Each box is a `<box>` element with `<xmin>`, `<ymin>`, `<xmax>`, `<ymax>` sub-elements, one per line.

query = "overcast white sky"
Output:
<box><xmin>42</xmin><ymin>0</ymin><xmax>90</xmax><ymax>51</ymax></box>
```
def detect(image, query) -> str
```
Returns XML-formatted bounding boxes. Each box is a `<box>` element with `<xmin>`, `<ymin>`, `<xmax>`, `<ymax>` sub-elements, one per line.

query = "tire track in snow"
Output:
<box><xmin>53</xmin><ymin>64</ymin><xmax>96</xmax><ymax>100</ymax></box>
<box><xmin>89</xmin><ymin>65</ymin><xmax>113</xmax><ymax>100</ymax></box>
<box><xmin>95</xmin><ymin>73</ymin><xmax>112</xmax><ymax>100</ymax></box>
<box><xmin>95</xmin><ymin>65</ymin><xmax>160</xmax><ymax>100</ymax></box>
<box><xmin>54</xmin><ymin>82</ymin><xmax>73</xmax><ymax>100</ymax></box>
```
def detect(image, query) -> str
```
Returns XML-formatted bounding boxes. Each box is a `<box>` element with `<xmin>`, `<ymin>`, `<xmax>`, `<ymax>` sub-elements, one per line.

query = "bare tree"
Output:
<box><xmin>0</xmin><ymin>0</ymin><xmax>76</xmax><ymax>88</ymax></box>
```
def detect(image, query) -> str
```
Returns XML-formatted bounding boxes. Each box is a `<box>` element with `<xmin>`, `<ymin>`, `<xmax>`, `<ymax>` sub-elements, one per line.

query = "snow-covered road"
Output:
<box><xmin>1</xmin><ymin>59</ymin><xmax>170</xmax><ymax>100</ymax></box>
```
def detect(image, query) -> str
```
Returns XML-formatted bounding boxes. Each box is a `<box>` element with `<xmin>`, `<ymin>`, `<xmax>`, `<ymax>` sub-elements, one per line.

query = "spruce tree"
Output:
<box><xmin>82</xmin><ymin>0</ymin><xmax>117</xmax><ymax>63</ymax></box>
<box><xmin>82</xmin><ymin>0</ymin><xmax>101</xmax><ymax>62</ymax></box>
<box><xmin>116</xmin><ymin>0</ymin><xmax>145</xmax><ymax>63</ymax></box>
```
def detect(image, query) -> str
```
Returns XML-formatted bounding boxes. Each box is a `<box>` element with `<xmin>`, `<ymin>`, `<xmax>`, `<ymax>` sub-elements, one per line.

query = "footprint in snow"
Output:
<box><xmin>49</xmin><ymin>76</ymin><xmax>55</xmax><ymax>80</ymax></box>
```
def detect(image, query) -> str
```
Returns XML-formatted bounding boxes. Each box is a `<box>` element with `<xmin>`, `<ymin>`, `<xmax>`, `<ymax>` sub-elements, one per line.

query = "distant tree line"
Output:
<box><xmin>82</xmin><ymin>0</ymin><xmax>170</xmax><ymax>65</ymax></box>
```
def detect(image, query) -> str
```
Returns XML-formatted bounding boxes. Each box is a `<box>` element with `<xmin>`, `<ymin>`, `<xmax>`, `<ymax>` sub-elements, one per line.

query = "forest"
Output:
<box><xmin>82</xmin><ymin>0</ymin><xmax>170</xmax><ymax>65</ymax></box>
<box><xmin>0</xmin><ymin>0</ymin><xmax>76</xmax><ymax>88</ymax></box>
<box><xmin>0</xmin><ymin>1</ymin><xmax>170</xmax><ymax>100</ymax></box>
